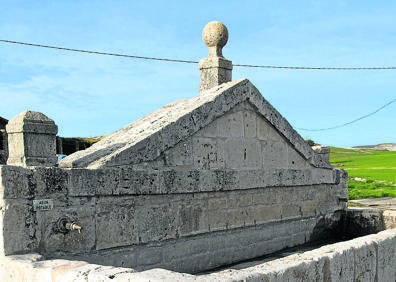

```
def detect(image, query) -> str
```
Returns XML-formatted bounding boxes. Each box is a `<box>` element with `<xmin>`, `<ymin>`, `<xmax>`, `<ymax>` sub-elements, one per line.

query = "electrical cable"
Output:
<box><xmin>1</xmin><ymin>39</ymin><xmax>396</xmax><ymax>70</ymax></box>
<box><xmin>296</xmin><ymin>98</ymin><xmax>396</xmax><ymax>131</ymax></box>
<box><xmin>0</xmin><ymin>39</ymin><xmax>198</xmax><ymax>64</ymax></box>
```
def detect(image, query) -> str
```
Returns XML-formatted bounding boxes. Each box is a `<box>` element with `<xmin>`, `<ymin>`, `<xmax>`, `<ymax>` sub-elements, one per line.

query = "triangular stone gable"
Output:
<box><xmin>60</xmin><ymin>79</ymin><xmax>328</xmax><ymax>169</ymax></box>
<box><xmin>157</xmin><ymin>101</ymin><xmax>310</xmax><ymax>171</ymax></box>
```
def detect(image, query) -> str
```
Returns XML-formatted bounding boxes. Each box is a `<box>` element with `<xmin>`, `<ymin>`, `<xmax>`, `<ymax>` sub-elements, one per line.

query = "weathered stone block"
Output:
<box><xmin>288</xmin><ymin>146</ymin><xmax>309</xmax><ymax>169</ymax></box>
<box><xmin>262</xmin><ymin>139</ymin><xmax>288</xmax><ymax>168</ymax></box>
<box><xmin>300</xmin><ymin>200</ymin><xmax>319</xmax><ymax>217</ymax></box>
<box><xmin>253</xmin><ymin>204</ymin><xmax>282</xmax><ymax>223</ymax></box>
<box><xmin>33</xmin><ymin>167</ymin><xmax>69</xmax><ymax>197</ymax></box>
<box><xmin>199</xmin><ymin>170</ymin><xmax>239</xmax><ymax>192</ymax></box>
<box><xmin>0</xmin><ymin>165</ymin><xmax>33</xmax><ymax>199</ymax></box>
<box><xmin>237</xmin><ymin>170</ymin><xmax>267</xmax><ymax>189</ymax></box>
<box><xmin>117</xmin><ymin>168</ymin><xmax>160</xmax><ymax>195</ymax></box>
<box><xmin>375</xmin><ymin>230</ymin><xmax>396</xmax><ymax>282</ymax></box>
<box><xmin>136</xmin><ymin>245</ymin><xmax>163</xmax><ymax>267</ymax></box>
<box><xmin>256</xmin><ymin>115</ymin><xmax>273</xmax><ymax>141</ymax></box>
<box><xmin>37</xmin><ymin>197</ymin><xmax>95</xmax><ymax>254</ymax></box>
<box><xmin>227</xmin><ymin>208</ymin><xmax>248</xmax><ymax>228</ymax></box>
<box><xmin>198</xmin><ymin>170</ymin><xmax>222</xmax><ymax>192</ymax></box>
<box><xmin>192</xmin><ymin>137</ymin><xmax>223</xmax><ymax>169</ymax></box>
<box><xmin>164</xmin><ymin>237</ymin><xmax>210</xmax><ymax>265</ymax></box>
<box><xmin>159</xmin><ymin>169</ymin><xmax>200</xmax><ymax>193</ymax></box>
<box><xmin>352</xmin><ymin>238</ymin><xmax>377</xmax><ymax>281</ymax></box>
<box><xmin>251</xmin><ymin>190</ymin><xmax>268</xmax><ymax>206</ymax></box>
<box><xmin>196</xmin><ymin>119</ymin><xmax>218</xmax><ymax>137</ymax></box>
<box><xmin>68</xmin><ymin>169</ymin><xmax>98</xmax><ymax>196</ymax></box>
<box><xmin>237</xmin><ymin>192</ymin><xmax>252</xmax><ymax>207</ymax></box>
<box><xmin>75</xmin><ymin>246</ymin><xmax>138</xmax><ymax>268</ymax></box>
<box><xmin>95</xmin><ymin>197</ymin><xmax>137</xmax><ymax>250</ymax></box>
<box><xmin>136</xmin><ymin>201</ymin><xmax>178</xmax><ymax>243</ymax></box>
<box><xmin>208</xmin><ymin>197</ymin><xmax>226</xmax><ymax>210</ymax></box>
<box><xmin>224</xmin><ymin>138</ymin><xmax>261</xmax><ymax>169</ymax></box>
<box><xmin>164</xmin><ymin>139</ymin><xmax>193</xmax><ymax>167</ymax></box>
<box><xmin>280</xmin><ymin>187</ymin><xmax>298</xmax><ymax>202</ymax></box>
<box><xmin>383</xmin><ymin>210</ymin><xmax>396</xmax><ymax>229</ymax></box>
<box><xmin>217</xmin><ymin>111</ymin><xmax>244</xmax><ymax>138</ymax></box>
<box><xmin>282</xmin><ymin>204</ymin><xmax>302</xmax><ymax>220</ymax></box>
<box><xmin>1</xmin><ymin>199</ymin><xmax>37</xmax><ymax>255</ymax></box>
<box><xmin>94</xmin><ymin>168</ymin><xmax>122</xmax><ymax>195</ymax></box>
<box><xmin>208</xmin><ymin>209</ymin><xmax>228</xmax><ymax>231</ymax></box>
<box><xmin>267</xmin><ymin>256</ymin><xmax>326</xmax><ymax>282</ymax></box>
<box><xmin>243</xmin><ymin>110</ymin><xmax>257</xmax><ymax>138</ymax></box>
<box><xmin>311</xmin><ymin>168</ymin><xmax>335</xmax><ymax>184</ymax></box>
<box><xmin>178</xmin><ymin>202</ymin><xmax>208</xmax><ymax>235</ymax></box>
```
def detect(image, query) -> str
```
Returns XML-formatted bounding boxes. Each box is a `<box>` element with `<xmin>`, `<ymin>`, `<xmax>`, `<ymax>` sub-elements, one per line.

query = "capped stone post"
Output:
<box><xmin>199</xmin><ymin>21</ymin><xmax>232</xmax><ymax>92</ymax></box>
<box><xmin>6</xmin><ymin>110</ymin><xmax>58</xmax><ymax>167</ymax></box>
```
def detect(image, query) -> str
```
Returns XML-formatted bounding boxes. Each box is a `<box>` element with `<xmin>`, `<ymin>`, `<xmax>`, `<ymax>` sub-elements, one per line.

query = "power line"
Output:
<box><xmin>1</xmin><ymin>39</ymin><xmax>396</xmax><ymax>70</ymax></box>
<box><xmin>233</xmin><ymin>64</ymin><xmax>396</xmax><ymax>70</ymax></box>
<box><xmin>0</xmin><ymin>39</ymin><xmax>198</xmax><ymax>64</ymax></box>
<box><xmin>296</xmin><ymin>98</ymin><xmax>396</xmax><ymax>131</ymax></box>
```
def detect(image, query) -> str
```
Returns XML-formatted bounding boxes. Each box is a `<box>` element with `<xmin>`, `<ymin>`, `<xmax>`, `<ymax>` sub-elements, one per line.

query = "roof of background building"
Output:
<box><xmin>0</xmin><ymin>116</ymin><xmax>8</xmax><ymax>130</ymax></box>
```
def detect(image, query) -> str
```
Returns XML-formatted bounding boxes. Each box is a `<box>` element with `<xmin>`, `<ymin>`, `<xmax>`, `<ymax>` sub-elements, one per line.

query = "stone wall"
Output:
<box><xmin>0</xmin><ymin>162</ymin><xmax>347</xmax><ymax>273</ymax></box>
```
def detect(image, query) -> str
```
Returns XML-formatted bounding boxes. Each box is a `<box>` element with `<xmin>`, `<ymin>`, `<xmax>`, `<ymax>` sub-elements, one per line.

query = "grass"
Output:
<box><xmin>330</xmin><ymin>147</ymin><xmax>396</xmax><ymax>199</ymax></box>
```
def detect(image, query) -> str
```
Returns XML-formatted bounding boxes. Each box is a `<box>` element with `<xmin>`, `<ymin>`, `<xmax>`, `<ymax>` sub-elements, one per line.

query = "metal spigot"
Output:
<box><xmin>65</xmin><ymin>222</ymin><xmax>82</xmax><ymax>233</ymax></box>
<box><xmin>57</xmin><ymin>217</ymin><xmax>82</xmax><ymax>234</ymax></box>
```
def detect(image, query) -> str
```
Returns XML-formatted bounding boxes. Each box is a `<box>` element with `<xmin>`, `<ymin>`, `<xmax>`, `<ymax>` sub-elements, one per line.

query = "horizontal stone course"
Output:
<box><xmin>1</xmin><ymin>165</ymin><xmax>344</xmax><ymax>199</ymax></box>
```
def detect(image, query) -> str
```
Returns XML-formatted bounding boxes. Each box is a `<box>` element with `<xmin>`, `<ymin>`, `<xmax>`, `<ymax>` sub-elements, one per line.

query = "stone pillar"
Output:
<box><xmin>6</xmin><ymin>110</ymin><xmax>58</xmax><ymax>167</ymax></box>
<box><xmin>199</xmin><ymin>21</ymin><xmax>232</xmax><ymax>92</ymax></box>
<box><xmin>312</xmin><ymin>145</ymin><xmax>331</xmax><ymax>167</ymax></box>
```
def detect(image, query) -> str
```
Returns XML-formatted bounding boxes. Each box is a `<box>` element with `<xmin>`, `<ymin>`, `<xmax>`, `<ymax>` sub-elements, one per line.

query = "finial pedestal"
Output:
<box><xmin>199</xmin><ymin>21</ymin><xmax>232</xmax><ymax>92</ymax></box>
<box><xmin>6</xmin><ymin>111</ymin><xmax>58</xmax><ymax>167</ymax></box>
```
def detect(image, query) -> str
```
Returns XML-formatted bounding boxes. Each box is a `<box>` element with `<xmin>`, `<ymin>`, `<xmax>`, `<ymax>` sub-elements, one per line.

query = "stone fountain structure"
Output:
<box><xmin>0</xmin><ymin>21</ymin><xmax>395</xmax><ymax>282</ymax></box>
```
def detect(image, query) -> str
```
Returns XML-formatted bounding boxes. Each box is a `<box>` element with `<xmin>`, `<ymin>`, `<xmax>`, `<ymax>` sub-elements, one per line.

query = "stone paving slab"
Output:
<box><xmin>350</xmin><ymin>197</ymin><xmax>396</xmax><ymax>211</ymax></box>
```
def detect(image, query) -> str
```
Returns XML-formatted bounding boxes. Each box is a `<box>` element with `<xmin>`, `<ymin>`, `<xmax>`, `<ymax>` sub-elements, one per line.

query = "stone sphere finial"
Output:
<box><xmin>202</xmin><ymin>21</ymin><xmax>228</xmax><ymax>57</ymax></box>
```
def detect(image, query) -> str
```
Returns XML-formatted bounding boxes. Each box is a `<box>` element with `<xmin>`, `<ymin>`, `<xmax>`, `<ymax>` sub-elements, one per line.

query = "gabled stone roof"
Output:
<box><xmin>60</xmin><ymin>79</ymin><xmax>325</xmax><ymax>169</ymax></box>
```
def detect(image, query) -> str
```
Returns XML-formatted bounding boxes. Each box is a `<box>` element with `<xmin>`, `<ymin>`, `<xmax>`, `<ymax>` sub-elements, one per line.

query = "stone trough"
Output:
<box><xmin>1</xmin><ymin>22</ymin><xmax>395</xmax><ymax>281</ymax></box>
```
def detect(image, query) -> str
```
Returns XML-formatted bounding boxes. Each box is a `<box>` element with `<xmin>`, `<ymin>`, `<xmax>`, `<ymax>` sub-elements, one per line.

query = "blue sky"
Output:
<box><xmin>0</xmin><ymin>1</ymin><xmax>395</xmax><ymax>147</ymax></box>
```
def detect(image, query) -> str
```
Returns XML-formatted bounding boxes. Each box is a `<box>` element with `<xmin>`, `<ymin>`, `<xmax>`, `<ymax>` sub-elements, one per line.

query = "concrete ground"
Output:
<box><xmin>349</xmin><ymin>197</ymin><xmax>396</xmax><ymax>211</ymax></box>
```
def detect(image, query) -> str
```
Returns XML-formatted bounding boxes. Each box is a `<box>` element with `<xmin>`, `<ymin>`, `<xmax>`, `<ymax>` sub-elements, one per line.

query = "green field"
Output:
<box><xmin>330</xmin><ymin>147</ymin><xmax>396</xmax><ymax>199</ymax></box>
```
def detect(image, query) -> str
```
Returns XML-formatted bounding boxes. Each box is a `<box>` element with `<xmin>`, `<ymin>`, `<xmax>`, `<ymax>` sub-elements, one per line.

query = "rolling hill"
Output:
<box><xmin>330</xmin><ymin>146</ymin><xmax>396</xmax><ymax>199</ymax></box>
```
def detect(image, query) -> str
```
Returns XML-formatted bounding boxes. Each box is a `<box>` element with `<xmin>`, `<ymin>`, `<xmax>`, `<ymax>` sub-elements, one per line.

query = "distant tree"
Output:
<box><xmin>305</xmin><ymin>139</ymin><xmax>316</xmax><ymax>146</ymax></box>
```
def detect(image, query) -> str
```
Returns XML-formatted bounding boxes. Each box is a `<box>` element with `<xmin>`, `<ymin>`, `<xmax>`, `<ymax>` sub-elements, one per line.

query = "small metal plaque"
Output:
<box><xmin>33</xmin><ymin>199</ymin><xmax>54</xmax><ymax>211</ymax></box>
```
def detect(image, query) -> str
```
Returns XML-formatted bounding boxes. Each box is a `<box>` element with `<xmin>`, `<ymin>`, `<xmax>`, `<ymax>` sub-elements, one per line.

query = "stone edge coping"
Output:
<box><xmin>1</xmin><ymin>164</ymin><xmax>343</xmax><ymax>199</ymax></box>
<box><xmin>1</xmin><ymin>210</ymin><xmax>396</xmax><ymax>282</ymax></box>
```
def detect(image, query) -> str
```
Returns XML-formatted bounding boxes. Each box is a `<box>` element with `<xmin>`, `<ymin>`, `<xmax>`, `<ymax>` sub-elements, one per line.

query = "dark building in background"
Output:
<box><xmin>0</xmin><ymin>117</ymin><xmax>7</xmax><ymax>130</ymax></box>
<box><xmin>56</xmin><ymin>137</ymin><xmax>98</xmax><ymax>155</ymax></box>
<box><xmin>0</xmin><ymin>117</ymin><xmax>8</xmax><ymax>164</ymax></box>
